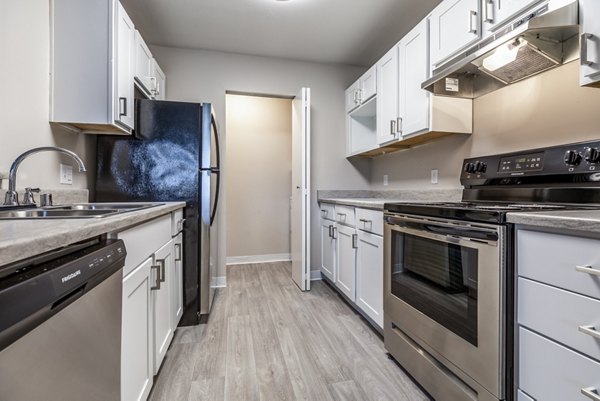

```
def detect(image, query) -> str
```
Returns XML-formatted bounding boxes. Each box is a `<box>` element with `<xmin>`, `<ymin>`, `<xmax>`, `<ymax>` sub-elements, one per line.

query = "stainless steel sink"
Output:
<box><xmin>0</xmin><ymin>202</ymin><xmax>164</xmax><ymax>220</ymax></box>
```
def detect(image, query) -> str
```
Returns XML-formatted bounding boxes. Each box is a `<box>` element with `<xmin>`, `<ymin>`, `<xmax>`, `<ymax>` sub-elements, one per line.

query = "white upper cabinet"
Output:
<box><xmin>376</xmin><ymin>46</ymin><xmax>399</xmax><ymax>145</ymax></box>
<box><xmin>51</xmin><ymin>0</ymin><xmax>135</xmax><ymax>134</ymax></box>
<box><xmin>151</xmin><ymin>60</ymin><xmax>167</xmax><ymax>100</ymax></box>
<box><xmin>345</xmin><ymin>81</ymin><xmax>361</xmax><ymax>113</ymax></box>
<box><xmin>115</xmin><ymin>2</ymin><xmax>135</xmax><ymax>130</ymax></box>
<box><xmin>359</xmin><ymin>65</ymin><xmax>377</xmax><ymax>104</ymax></box>
<box><xmin>484</xmin><ymin>0</ymin><xmax>543</xmax><ymax>33</ymax></box>
<box><xmin>429</xmin><ymin>0</ymin><xmax>481</xmax><ymax>68</ymax></box>
<box><xmin>580</xmin><ymin>0</ymin><xmax>600</xmax><ymax>87</ymax></box>
<box><xmin>134</xmin><ymin>30</ymin><xmax>154</xmax><ymax>97</ymax></box>
<box><xmin>398</xmin><ymin>19</ymin><xmax>430</xmax><ymax>138</ymax></box>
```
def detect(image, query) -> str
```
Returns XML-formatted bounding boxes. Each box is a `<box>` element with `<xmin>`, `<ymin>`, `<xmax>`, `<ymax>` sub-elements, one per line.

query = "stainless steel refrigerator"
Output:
<box><xmin>95</xmin><ymin>99</ymin><xmax>220</xmax><ymax>325</ymax></box>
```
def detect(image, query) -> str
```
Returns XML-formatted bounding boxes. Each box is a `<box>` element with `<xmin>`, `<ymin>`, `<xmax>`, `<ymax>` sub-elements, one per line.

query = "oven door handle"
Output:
<box><xmin>385</xmin><ymin>216</ymin><xmax>499</xmax><ymax>242</ymax></box>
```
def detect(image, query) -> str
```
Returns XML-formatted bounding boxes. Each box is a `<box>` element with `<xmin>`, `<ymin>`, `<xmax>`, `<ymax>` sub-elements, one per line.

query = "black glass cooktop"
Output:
<box><xmin>384</xmin><ymin>202</ymin><xmax>593</xmax><ymax>224</ymax></box>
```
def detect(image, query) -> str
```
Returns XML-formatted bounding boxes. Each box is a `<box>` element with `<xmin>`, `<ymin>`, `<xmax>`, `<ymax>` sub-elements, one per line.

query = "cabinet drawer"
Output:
<box><xmin>518</xmin><ymin>278</ymin><xmax>600</xmax><ymax>362</ymax></box>
<box><xmin>519</xmin><ymin>327</ymin><xmax>600</xmax><ymax>401</ymax></box>
<box><xmin>356</xmin><ymin>208</ymin><xmax>383</xmax><ymax>236</ymax></box>
<box><xmin>517</xmin><ymin>230</ymin><xmax>600</xmax><ymax>300</ymax></box>
<box><xmin>171</xmin><ymin>208</ymin><xmax>184</xmax><ymax>236</ymax></box>
<box><xmin>335</xmin><ymin>205</ymin><xmax>355</xmax><ymax>227</ymax></box>
<box><xmin>118</xmin><ymin>215</ymin><xmax>171</xmax><ymax>276</ymax></box>
<box><xmin>319</xmin><ymin>203</ymin><xmax>336</xmax><ymax>221</ymax></box>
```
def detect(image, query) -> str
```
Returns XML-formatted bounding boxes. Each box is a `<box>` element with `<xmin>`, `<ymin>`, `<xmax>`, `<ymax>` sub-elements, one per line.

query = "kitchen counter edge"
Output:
<box><xmin>507</xmin><ymin>209</ymin><xmax>600</xmax><ymax>234</ymax></box>
<box><xmin>0</xmin><ymin>202</ymin><xmax>186</xmax><ymax>267</ymax></box>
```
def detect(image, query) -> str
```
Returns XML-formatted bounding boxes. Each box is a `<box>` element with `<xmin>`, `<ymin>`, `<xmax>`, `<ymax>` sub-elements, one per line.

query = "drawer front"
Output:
<box><xmin>517</xmin><ymin>230</ymin><xmax>600</xmax><ymax>300</ymax></box>
<box><xmin>118</xmin><ymin>215</ymin><xmax>171</xmax><ymax>276</ymax></box>
<box><xmin>335</xmin><ymin>205</ymin><xmax>355</xmax><ymax>227</ymax></box>
<box><xmin>171</xmin><ymin>208</ymin><xmax>184</xmax><ymax>236</ymax></box>
<box><xmin>519</xmin><ymin>327</ymin><xmax>600</xmax><ymax>401</ymax></box>
<box><xmin>355</xmin><ymin>208</ymin><xmax>383</xmax><ymax>235</ymax></box>
<box><xmin>518</xmin><ymin>277</ymin><xmax>600</xmax><ymax>362</ymax></box>
<box><xmin>319</xmin><ymin>203</ymin><xmax>336</xmax><ymax>221</ymax></box>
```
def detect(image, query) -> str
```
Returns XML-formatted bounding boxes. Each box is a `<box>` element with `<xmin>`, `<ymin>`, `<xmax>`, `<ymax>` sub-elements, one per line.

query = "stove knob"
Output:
<box><xmin>584</xmin><ymin>147</ymin><xmax>600</xmax><ymax>163</ymax></box>
<box><xmin>564</xmin><ymin>150</ymin><xmax>582</xmax><ymax>166</ymax></box>
<box><xmin>475</xmin><ymin>162</ymin><xmax>487</xmax><ymax>173</ymax></box>
<box><xmin>464</xmin><ymin>163</ymin><xmax>475</xmax><ymax>173</ymax></box>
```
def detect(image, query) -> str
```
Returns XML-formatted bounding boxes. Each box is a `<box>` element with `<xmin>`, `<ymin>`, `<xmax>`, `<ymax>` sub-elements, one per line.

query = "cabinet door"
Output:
<box><xmin>320</xmin><ymin>218</ymin><xmax>336</xmax><ymax>282</ymax></box>
<box><xmin>580</xmin><ymin>0</ymin><xmax>600</xmax><ymax>87</ymax></box>
<box><xmin>122</xmin><ymin>257</ymin><xmax>153</xmax><ymax>401</ymax></box>
<box><xmin>152</xmin><ymin>60</ymin><xmax>166</xmax><ymax>100</ymax></box>
<box><xmin>398</xmin><ymin>19</ymin><xmax>430</xmax><ymax>138</ymax></box>
<box><xmin>134</xmin><ymin>30</ymin><xmax>154</xmax><ymax>96</ymax></box>
<box><xmin>376</xmin><ymin>47</ymin><xmax>399</xmax><ymax>145</ymax></box>
<box><xmin>171</xmin><ymin>233</ymin><xmax>183</xmax><ymax>329</ymax></box>
<box><xmin>153</xmin><ymin>239</ymin><xmax>174</xmax><ymax>374</ymax></box>
<box><xmin>488</xmin><ymin>0</ymin><xmax>541</xmax><ymax>31</ymax></box>
<box><xmin>430</xmin><ymin>0</ymin><xmax>481</xmax><ymax>68</ymax></box>
<box><xmin>356</xmin><ymin>231</ymin><xmax>383</xmax><ymax>328</ymax></box>
<box><xmin>345</xmin><ymin>81</ymin><xmax>360</xmax><ymax>113</ymax></box>
<box><xmin>115</xmin><ymin>1</ymin><xmax>135</xmax><ymax>130</ymax></box>
<box><xmin>336</xmin><ymin>224</ymin><xmax>357</xmax><ymax>302</ymax></box>
<box><xmin>360</xmin><ymin>65</ymin><xmax>377</xmax><ymax>103</ymax></box>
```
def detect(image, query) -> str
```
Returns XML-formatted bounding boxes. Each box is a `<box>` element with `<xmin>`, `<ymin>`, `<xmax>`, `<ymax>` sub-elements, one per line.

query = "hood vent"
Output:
<box><xmin>422</xmin><ymin>0</ymin><xmax>579</xmax><ymax>98</ymax></box>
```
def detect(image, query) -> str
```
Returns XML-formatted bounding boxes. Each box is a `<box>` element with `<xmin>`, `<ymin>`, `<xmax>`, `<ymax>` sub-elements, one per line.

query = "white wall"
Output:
<box><xmin>225</xmin><ymin>94</ymin><xmax>292</xmax><ymax>260</ymax></box>
<box><xmin>150</xmin><ymin>46</ymin><xmax>366</xmax><ymax>278</ymax></box>
<box><xmin>0</xmin><ymin>0</ymin><xmax>94</xmax><ymax>192</ymax></box>
<box><xmin>370</xmin><ymin>61</ymin><xmax>600</xmax><ymax>190</ymax></box>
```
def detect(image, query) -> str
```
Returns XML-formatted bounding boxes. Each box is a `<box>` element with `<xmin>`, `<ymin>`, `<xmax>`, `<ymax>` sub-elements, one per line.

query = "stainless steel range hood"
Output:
<box><xmin>422</xmin><ymin>0</ymin><xmax>579</xmax><ymax>98</ymax></box>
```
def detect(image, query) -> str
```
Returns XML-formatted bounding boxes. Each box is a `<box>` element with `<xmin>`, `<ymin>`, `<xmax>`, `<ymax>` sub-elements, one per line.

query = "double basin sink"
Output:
<box><xmin>0</xmin><ymin>203</ymin><xmax>164</xmax><ymax>220</ymax></box>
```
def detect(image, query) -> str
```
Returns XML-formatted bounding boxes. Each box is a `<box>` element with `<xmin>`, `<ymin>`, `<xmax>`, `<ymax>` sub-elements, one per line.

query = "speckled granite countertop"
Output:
<box><xmin>0</xmin><ymin>202</ymin><xmax>185</xmax><ymax>267</ymax></box>
<box><xmin>507</xmin><ymin>209</ymin><xmax>600</xmax><ymax>233</ymax></box>
<box><xmin>317</xmin><ymin>189</ymin><xmax>462</xmax><ymax>211</ymax></box>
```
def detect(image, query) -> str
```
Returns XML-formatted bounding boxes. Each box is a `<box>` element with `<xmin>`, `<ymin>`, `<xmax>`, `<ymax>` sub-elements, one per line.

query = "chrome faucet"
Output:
<box><xmin>4</xmin><ymin>146</ymin><xmax>87</xmax><ymax>206</ymax></box>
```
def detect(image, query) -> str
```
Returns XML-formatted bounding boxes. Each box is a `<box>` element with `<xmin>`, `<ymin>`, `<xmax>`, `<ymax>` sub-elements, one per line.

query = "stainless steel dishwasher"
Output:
<box><xmin>0</xmin><ymin>238</ymin><xmax>126</xmax><ymax>401</ymax></box>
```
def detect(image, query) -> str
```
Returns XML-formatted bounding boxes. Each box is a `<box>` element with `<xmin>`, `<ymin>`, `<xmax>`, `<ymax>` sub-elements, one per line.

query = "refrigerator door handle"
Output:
<box><xmin>209</xmin><ymin>114</ymin><xmax>221</xmax><ymax>226</ymax></box>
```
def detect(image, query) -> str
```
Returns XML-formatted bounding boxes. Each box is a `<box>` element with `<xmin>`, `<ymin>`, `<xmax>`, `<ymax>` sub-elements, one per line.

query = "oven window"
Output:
<box><xmin>391</xmin><ymin>231</ymin><xmax>478</xmax><ymax>345</ymax></box>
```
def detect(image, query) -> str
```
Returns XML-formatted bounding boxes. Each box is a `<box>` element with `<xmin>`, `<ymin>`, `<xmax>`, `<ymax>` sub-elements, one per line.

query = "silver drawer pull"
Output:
<box><xmin>151</xmin><ymin>264</ymin><xmax>161</xmax><ymax>290</ymax></box>
<box><xmin>582</xmin><ymin>387</ymin><xmax>600</xmax><ymax>401</ymax></box>
<box><xmin>576</xmin><ymin>265</ymin><xmax>600</xmax><ymax>276</ymax></box>
<box><xmin>175</xmin><ymin>243</ymin><xmax>182</xmax><ymax>262</ymax></box>
<box><xmin>579</xmin><ymin>325</ymin><xmax>600</xmax><ymax>340</ymax></box>
<box><xmin>337</xmin><ymin>212</ymin><xmax>346</xmax><ymax>217</ymax></box>
<box><xmin>359</xmin><ymin>218</ymin><xmax>372</xmax><ymax>223</ymax></box>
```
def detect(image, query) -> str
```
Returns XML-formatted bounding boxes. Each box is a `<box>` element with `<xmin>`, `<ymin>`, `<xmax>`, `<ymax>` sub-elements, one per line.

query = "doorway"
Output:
<box><xmin>224</xmin><ymin>93</ymin><xmax>294</xmax><ymax>265</ymax></box>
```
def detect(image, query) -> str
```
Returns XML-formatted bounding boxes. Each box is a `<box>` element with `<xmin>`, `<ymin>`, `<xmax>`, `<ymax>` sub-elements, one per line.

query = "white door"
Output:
<box><xmin>376</xmin><ymin>47</ymin><xmax>399</xmax><ymax>145</ymax></box>
<box><xmin>398</xmin><ymin>19</ymin><xmax>430</xmax><ymax>138</ymax></box>
<box><xmin>291</xmin><ymin>88</ymin><xmax>311</xmax><ymax>291</ymax></box>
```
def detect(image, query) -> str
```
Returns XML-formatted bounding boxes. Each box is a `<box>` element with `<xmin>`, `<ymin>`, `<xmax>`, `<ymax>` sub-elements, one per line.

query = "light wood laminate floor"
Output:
<box><xmin>148</xmin><ymin>262</ymin><xmax>430</xmax><ymax>401</ymax></box>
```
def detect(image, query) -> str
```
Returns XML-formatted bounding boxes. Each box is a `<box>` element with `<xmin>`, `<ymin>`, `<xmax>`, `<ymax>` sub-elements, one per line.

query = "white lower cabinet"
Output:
<box><xmin>320</xmin><ymin>217</ymin><xmax>337</xmax><ymax>282</ymax></box>
<box><xmin>356</xmin><ymin>230</ymin><xmax>383</xmax><ymax>328</ymax></box>
<box><xmin>122</xmin><ymin>257</ymin><xmax>153</xmax><ymax>401</ymax></box>
<box><xmin>119</xmin><ymin>208</ymin><xmax>184</xmax><ymax>401</ymax></box>
<box><xmin>336</xmin><ymin>224</ymin><xmax>357</xmax><ymax>301</ymax></box>
<box><xmin>152</xmin><ymin>239</ymin><xmax>174</xmax><ymax>374</ymax></box>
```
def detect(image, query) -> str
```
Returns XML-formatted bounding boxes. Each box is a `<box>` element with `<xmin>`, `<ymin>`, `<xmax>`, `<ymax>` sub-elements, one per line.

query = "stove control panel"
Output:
<box><xmin>461</xmin><ymin>140</ymin><xmax>600</xmax><ymax>187</ymax></box>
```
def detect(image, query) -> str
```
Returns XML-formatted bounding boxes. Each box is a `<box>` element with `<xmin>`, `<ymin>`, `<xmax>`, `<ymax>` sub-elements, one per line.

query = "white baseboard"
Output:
<box><xmin>213</xmin><ymin>276</ymin><xmax>227</xmax><ymax>288</ymax></box>
<box><xmin>226</xmin><ymin>253</ymin><xmax>291</xmax><ymax>265</ymax></box>
<box><xmin>310</xmin><ymin>270</ymin><xmax>322</xmax><ymax>281</ymax></box>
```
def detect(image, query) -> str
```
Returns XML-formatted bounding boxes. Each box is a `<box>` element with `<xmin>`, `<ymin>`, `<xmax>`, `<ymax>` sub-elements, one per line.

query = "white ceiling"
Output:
<box><xmin>120</xmin><ymin>0</ymin><xmax>441</xmax><ymax>67</ymax></box>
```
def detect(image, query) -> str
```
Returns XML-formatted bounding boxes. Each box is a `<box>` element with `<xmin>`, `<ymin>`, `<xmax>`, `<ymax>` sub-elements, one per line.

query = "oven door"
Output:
<box><xmin>384</xmin><ymin>213</ymin><xmax>505</xmax><ymax>398</ymax></box>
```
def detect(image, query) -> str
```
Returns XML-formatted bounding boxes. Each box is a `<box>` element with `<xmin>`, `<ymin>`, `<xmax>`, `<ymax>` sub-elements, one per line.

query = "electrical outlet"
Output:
<box><xmin>60</xmin><ymin>164</ymin><xmax>73</xmax><ymax>185</ymax></box>
<box><xmin>431</xmin><ymin>169</ymin><xmax>439</xmax><ymax>184</ymax></box>
<box><xmin>383</xmin><ymin>174</ymin><xmax>389</xmax><ymax>186</ymax></box>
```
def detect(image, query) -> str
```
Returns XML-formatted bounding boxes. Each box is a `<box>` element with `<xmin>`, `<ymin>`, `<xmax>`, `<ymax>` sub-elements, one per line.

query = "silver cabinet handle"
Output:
<box><xmin>484</xmin><ymin>0</ymin><xmax>494</xmax><ymax>23</ymax></box>
<box><xmin>579</xmin><ymin>325</ymin><xmax>600</xmax><ymax>340</ymax></box>
<box><xmin>359</xmin><ymin>218</ymin><xmax>372</xmax><ymax>223</ymax></box>
<box><xmin>352</xmin><ymin>233</ymin><xmax>358</xmax><ymax>249</ymax></box>
<box><xmin>119</xmin><ymin>97</ymin><xmax>127</xmax><ymax>117</ymax></box>
<box><xmin>576</xmin><ymin>265</ymin><xmax>600</xmax><ymax>276</ymax></box>
<box><xmin>151</xmin><ymin>263</ymin><xmax>161</xmax><ymax>290</ymax></box>
<box><xmin>332</xmin><ymin>227</ymin><xmax>337</xmax><ymax>239</ymax></box>
<box><xmin>337</xmin><ymin>212</ymin><xmax>346</xmax><ymax>216</ymax></box>
<box><xmin>156</xmin><ymin>258</ymin><xmax>166</xmax><ymax>283</ymax></box>
<box><xmin>177</xmin><ymin>218</ymin><xmax>186</xmax><ymax>232</ymax></box>
<box><xmin>390</xmin><ymin>120</ymin><xmax>396</xmax><ymax>135</ymax></box>
<box><xmin>582</xmin><ymin>387</ymin><xmax>600</xmax><ymax>401</ymax></box>
<box><xmin>581</xmin><ymin>33</ymin><xmax>594</xmax><ymax>67</ymax></box>
<box><xmin>175</xmin><ymin>244</ymin><xmax>182</xmax><ymax>262</ymax></box>
<box><xmin>396</xmin><ymin>117</ymin><xmax>403</xmax><ymax>135</ymax></box>
<box><xmin>468</xmin><ymin>10</ymin><xmax>478</xmax><ymax>34</ymax></box>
